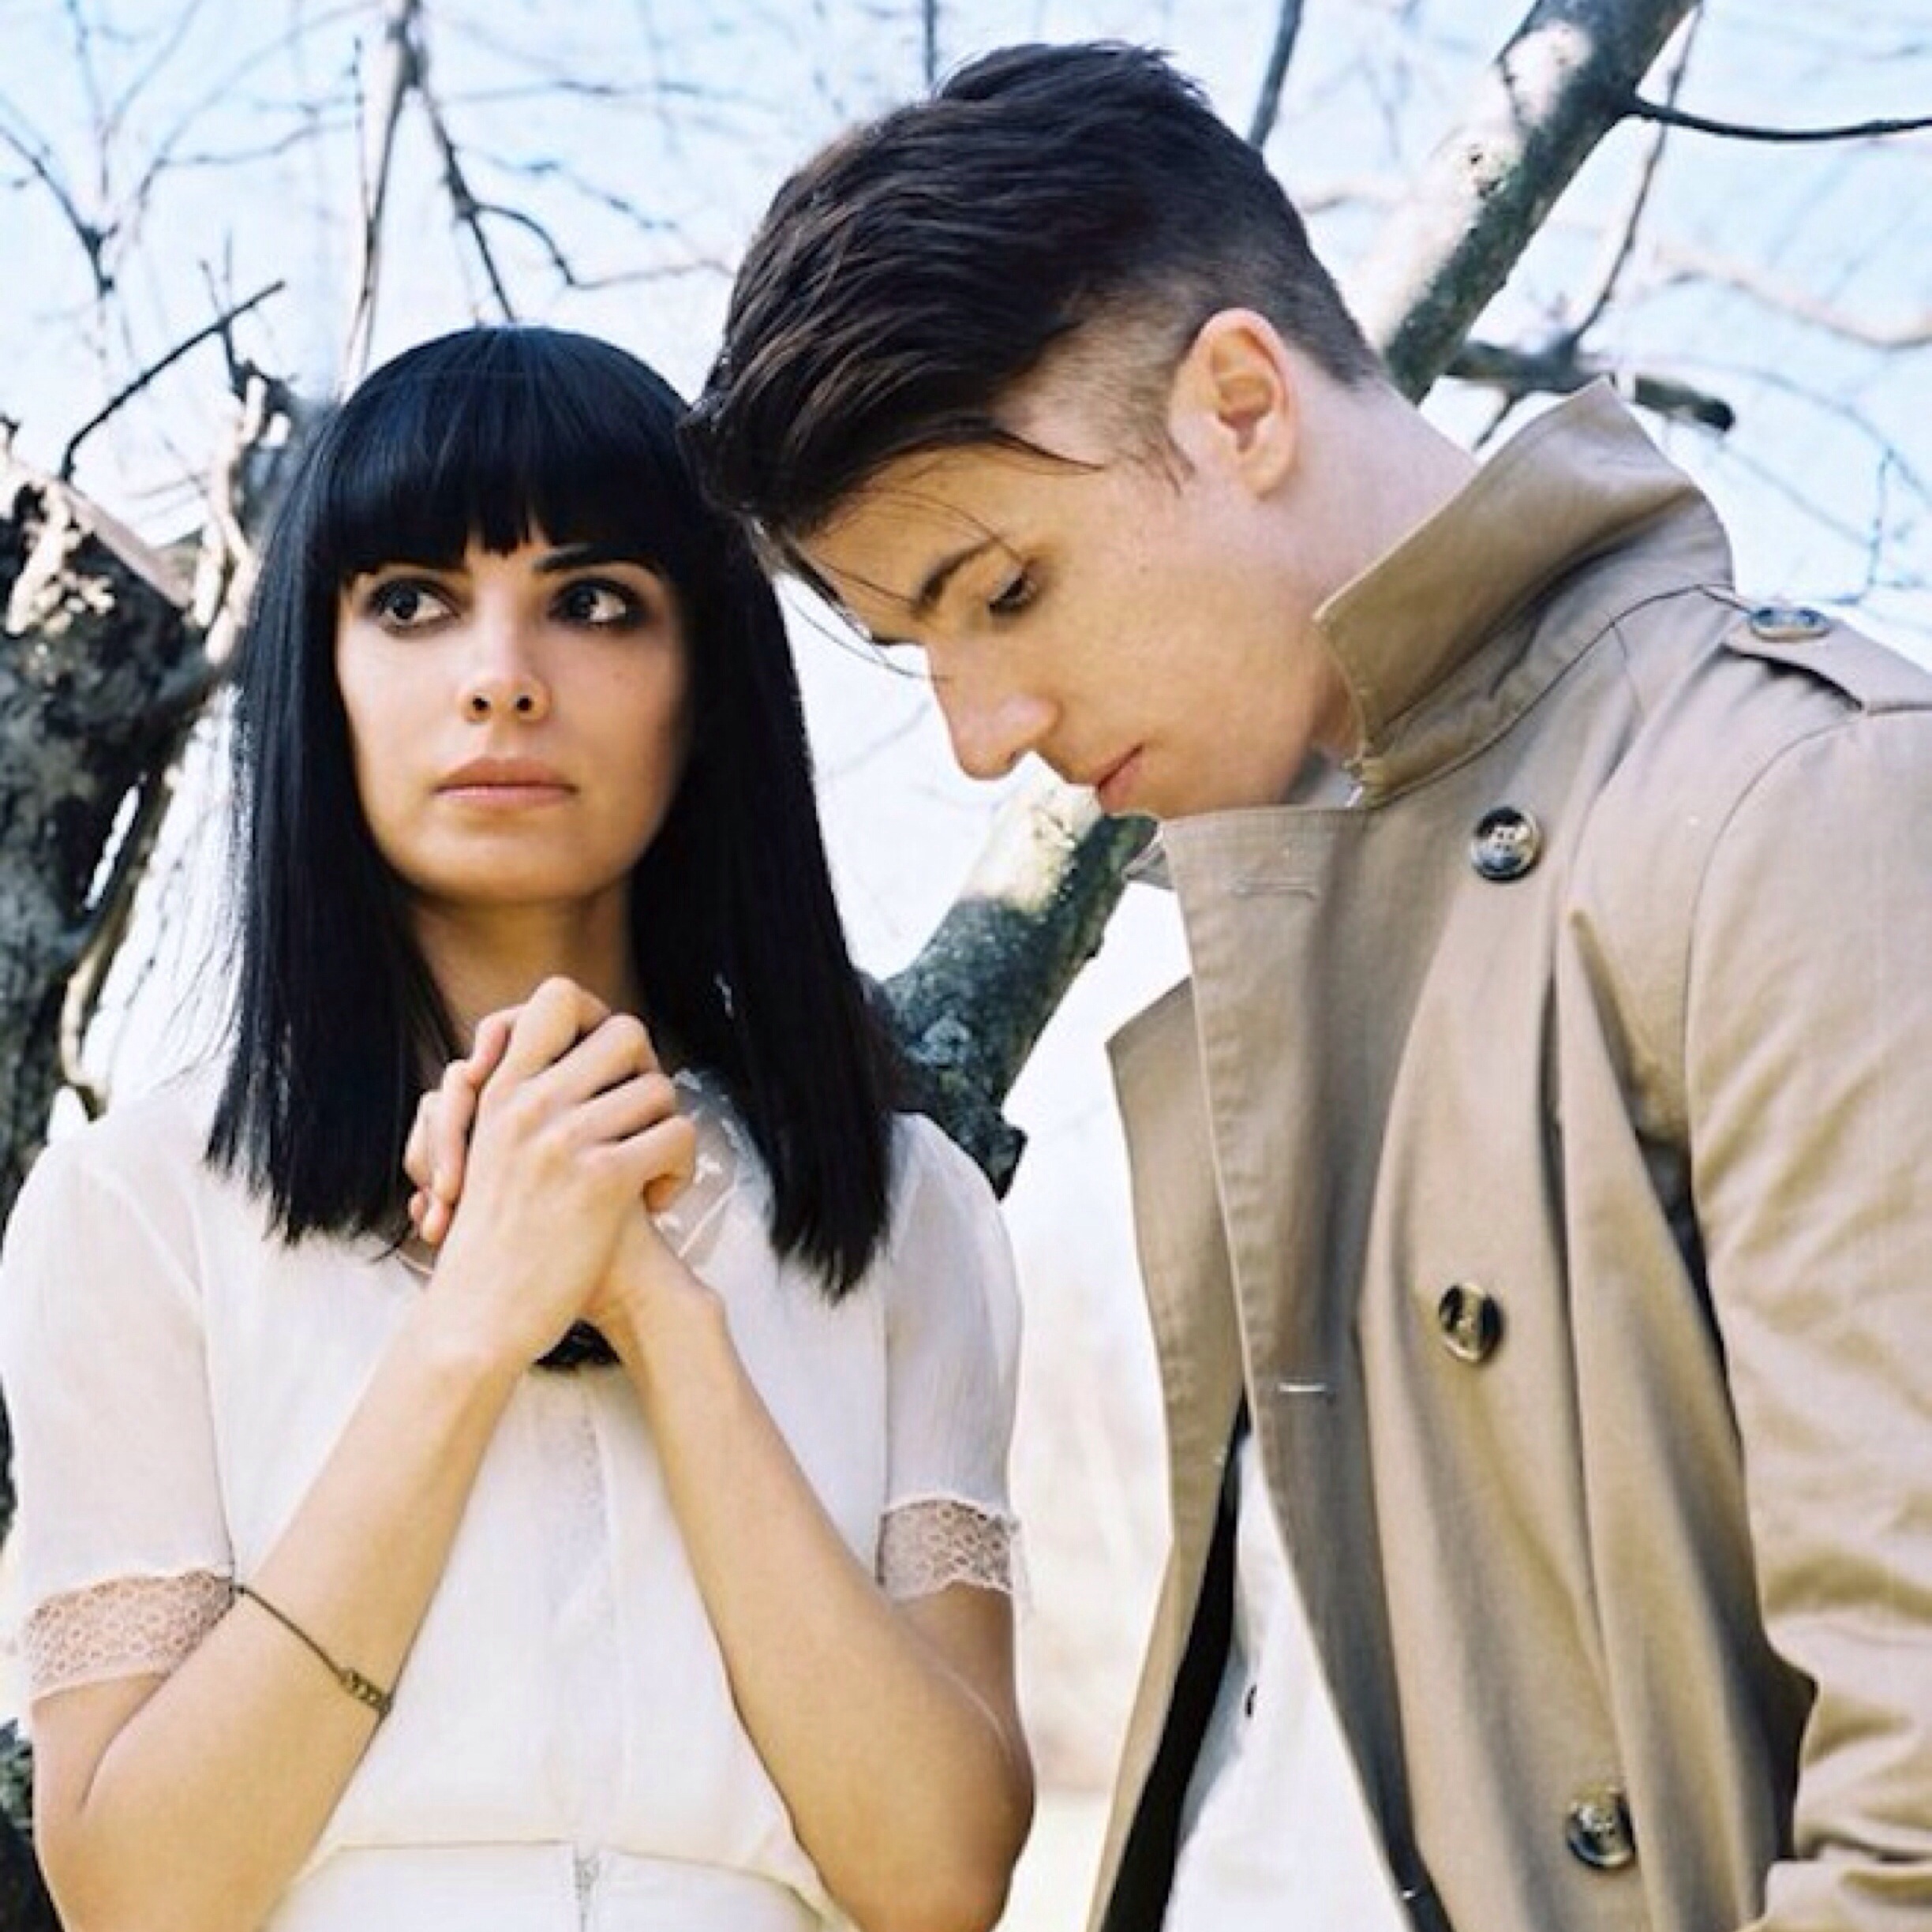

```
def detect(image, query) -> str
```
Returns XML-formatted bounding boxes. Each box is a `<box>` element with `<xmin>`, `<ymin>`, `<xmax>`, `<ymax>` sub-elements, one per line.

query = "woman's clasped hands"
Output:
<box><xmin>406</xmin><ymin>977</ymin><xmax>699</xmax><ymax>1368</ymax></box>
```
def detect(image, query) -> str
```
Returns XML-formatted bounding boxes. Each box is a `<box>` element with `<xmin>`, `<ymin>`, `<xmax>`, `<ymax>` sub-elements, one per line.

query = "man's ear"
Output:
<box><xmin>1166</xmin><ymin>309</ymin><xmax>1300</xmax><ymax>496</ymax></box>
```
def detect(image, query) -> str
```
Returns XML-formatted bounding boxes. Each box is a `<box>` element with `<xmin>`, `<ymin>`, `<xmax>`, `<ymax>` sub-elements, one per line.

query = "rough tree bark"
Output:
<box><xmin>0</xmin><ymin>447</ymin><xmax>204</xmax><ymax>1926</ymax></box>
<box><xmin>0</xmin><ymin>453</ymin><xmax>206</xmax><ymax>1481</ymax></box>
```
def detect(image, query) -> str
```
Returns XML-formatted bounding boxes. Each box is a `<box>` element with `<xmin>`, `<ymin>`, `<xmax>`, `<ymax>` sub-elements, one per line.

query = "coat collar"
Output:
<box><xmin>1132</xmin><ymin>383</ymin><xmax>1731</xmax><ymax>893</ymax></box>
<box><xmin>1318</xmin><ymin>381</ymin><xmax>1724</xmax><ymax>754</ymax></box>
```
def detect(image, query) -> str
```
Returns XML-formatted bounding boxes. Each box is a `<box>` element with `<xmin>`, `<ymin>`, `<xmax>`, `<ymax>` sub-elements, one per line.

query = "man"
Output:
<box><xmin>689</xmin><ymin>40</ymin><xmax>1932</xmax><ymax>1932</ymax></box>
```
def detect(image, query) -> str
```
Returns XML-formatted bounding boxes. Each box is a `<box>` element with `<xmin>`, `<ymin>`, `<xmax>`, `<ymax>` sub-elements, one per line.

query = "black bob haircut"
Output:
<box><xmin>689</xmin><ymin>39</ymin><xmax>1380</xmax><ymax>546</ymax></box>
<box><xmin>211</xmin><ymin>324</ymin><xmax>899</xmax><ymax>1297</ymax></box>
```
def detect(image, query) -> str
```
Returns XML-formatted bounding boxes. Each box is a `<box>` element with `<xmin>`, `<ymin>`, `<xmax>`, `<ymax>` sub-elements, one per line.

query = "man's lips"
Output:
<box><xmin>1089</xmin><ymin>749</ymin><xmax>1143</xmax><ymax>814</ymax></box>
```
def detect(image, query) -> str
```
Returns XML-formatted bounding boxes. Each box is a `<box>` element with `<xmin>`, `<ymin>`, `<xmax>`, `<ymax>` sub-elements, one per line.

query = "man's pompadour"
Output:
<box><xmin>687</xmin><ymin>40</ymin><xmax>1381</xmax><ymax>546</ymax></box>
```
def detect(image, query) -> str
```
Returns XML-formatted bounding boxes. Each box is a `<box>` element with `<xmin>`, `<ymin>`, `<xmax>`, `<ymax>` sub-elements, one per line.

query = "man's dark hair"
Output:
<box><xmin>688</xmin><ymin>40</ymin><xmax>1381</xmax><ymax>545</ymax></box>
<box><xmin>211</xmin><ymin>324</ymin><xmax>898</xmax><ymax>1297</ymax></box>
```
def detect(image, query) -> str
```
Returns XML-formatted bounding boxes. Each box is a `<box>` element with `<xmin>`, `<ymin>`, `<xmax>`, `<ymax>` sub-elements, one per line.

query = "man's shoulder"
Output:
<box><xmin>1591</xmin><ymin>592</ymin><xmax>1932</xmax><ymax>829</ymax></box>
<box><xmin>1704</xmin><ymin>596</ymin><xmax>1932</xmax><ymax>717</ymax></box>
<box><xmin>1563</xmin><ymin>597</ymin><xmax>1932</xmax><ymax>1050</ymax></box>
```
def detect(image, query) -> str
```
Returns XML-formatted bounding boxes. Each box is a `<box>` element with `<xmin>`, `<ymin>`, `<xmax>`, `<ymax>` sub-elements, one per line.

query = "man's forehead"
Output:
<box><xmin>807</xmin><ymin>455</ymin><xmax>1016</xmax><ymax>595</ymax></box>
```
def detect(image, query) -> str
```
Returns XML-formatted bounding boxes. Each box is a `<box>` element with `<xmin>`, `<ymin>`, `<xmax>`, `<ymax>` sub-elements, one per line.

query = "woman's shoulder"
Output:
<box><xmin>886</xmin><ymin>1109</ymin><xmax>1002</xmax><ymax>1219</ymax></box>
<box><xmin>8</xmin><ymin>1067</ymin><xmax>225</xmax><ymax>1244</ymax></box>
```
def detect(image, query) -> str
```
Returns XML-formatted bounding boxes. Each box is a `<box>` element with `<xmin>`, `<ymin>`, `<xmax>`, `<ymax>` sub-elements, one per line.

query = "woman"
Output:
<box><xmin>0</xmin><ymin>326</ymin><xmax>1032</xmax><ymax>1932</ymax></box>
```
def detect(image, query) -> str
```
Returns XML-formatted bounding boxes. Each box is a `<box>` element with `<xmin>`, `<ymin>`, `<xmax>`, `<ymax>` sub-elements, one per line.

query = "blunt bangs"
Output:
<box><xmin>313</xmin><ymin>328</ymin><xmax>712</xmax><ymax>591</ymax></box>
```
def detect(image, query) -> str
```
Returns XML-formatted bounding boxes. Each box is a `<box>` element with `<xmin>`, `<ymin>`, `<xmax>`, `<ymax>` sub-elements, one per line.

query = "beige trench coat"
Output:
<box><xmin>1095</xmin><ymin>388</ymin><xmax>1932</xmax><ymax>1932</ymax></box>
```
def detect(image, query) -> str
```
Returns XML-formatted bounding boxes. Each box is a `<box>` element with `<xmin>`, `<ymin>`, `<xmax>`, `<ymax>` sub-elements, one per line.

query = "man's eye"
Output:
<box><xmin>557</xmin><ymin>580</ymin><xmax>642</xmax><ymax>627</ymax></box>
<box><xmin>367</xmin><ymin>579</ymin><xmax>451</xmax><ymax>628</ymax></box>
<box><xmin>987</xmin><ymin>571</ymin><xmax>1038</xmax><ymax>618</ymax></box>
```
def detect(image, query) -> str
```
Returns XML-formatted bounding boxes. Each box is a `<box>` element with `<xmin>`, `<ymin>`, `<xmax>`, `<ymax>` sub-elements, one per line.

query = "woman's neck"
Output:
<box><xmin>407</xmin><ymin>897</ymin><xmax>643</xmax><ymax>1050</ymax></box>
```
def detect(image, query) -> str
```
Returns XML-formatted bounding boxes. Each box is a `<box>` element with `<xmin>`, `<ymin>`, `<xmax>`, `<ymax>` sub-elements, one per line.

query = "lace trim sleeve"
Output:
<box><xmin>21</xmin><ymin>1571</ymin><xmax>233</xmax><ymax>1700</ymax></box>
<box><xmin>877</xmin><ymin>1497</ymin><xmax>1015</xmax><ymax>1601</ymax></box>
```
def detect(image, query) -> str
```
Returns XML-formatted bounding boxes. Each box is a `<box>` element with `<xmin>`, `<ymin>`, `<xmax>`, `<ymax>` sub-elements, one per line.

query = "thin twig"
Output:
<box><xmin>1567</xmin><ymin>8</ymin><xmax>1703</xmax><ymax>343</ymax></box>
<box><xmin>0</xmin><ymin>116</ymin><xmax>112</xmax><ymax>296</ymax></box>
<box><xmin>102</xmin><ymin>0</ymin><xmax>208</xmax><ymax>147</ymax></box>
<box><xmin>58</xmin><ymin>281</ymin><xmax>283</xmax><ymax>481</ymax></box>
<box><xmin>417</xmin><ymin>87</ymin><xmax>519</xmax><ymax>320</ymax></box>
<box><xmin>342</xmin><ymin>0</ymin><xmax>421</xmax><ymax>384</ymax></box>
<box><xmin>1653</xmin><ymin>241</ymin><xmax>1932</xmax><ymax>350</ymax></box>
<box><xmin>1623</xmin><ymin>96</ymin><xmax>1932</xmax><ymax>143</ymax></box>
<box><xmin>1247</xmin><ymin>0</ymin><xmax>1306</xmax><ymax>148</ymax></box>
<box><xmin>1449</xmin><ymin>338</ymin><xmax>1735</xmax><ymax>431</ymax></box>
<box><xmin>60</xmin><ymin>755</ymin><xmax>185</xmax><ymax>1118</ymax></box>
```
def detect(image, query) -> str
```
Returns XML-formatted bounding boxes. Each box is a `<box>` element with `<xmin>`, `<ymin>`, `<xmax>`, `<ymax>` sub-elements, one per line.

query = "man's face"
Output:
<box><xmin>798</xmin><ymin>373</ymin><xmax>1357</xmax><ymax>822</ymax></box>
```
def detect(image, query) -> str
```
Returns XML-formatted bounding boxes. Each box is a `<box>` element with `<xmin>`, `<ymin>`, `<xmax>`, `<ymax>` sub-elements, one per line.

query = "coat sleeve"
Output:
<box><xmin>1684</xmin><ymin>702</ymin><xmax>1932</xmax><ymax>1928</ymax></box>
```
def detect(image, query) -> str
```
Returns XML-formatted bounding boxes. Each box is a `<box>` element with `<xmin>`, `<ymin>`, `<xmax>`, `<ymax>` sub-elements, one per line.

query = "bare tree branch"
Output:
<box><xmin>1247</xmin><ymin>0</ymin><xmax>1307</xmax><ymax>149</ymax></box>
<box><xmin>1653</xmin><ymin>241</ymin><xmax>1932</xmax><ymax>350</ymax></box>
<box><xmin>885</xmin><ymin>777</ymin><xmax>1151</xmax><ymax>1190</ymax></box>
<box><xmin>100</xmin><ymin>0</ymin><xmax>210</xmax><ymax>148</ymax></box>
<box><xmin>58</xmin><ymin>737</ymin><xmax>200</xmax><ymax>1118</ymax></box>
<box><xmin>415</xmin><ymin>77</ymin><xmax>522</xmax><ymax>321</ymax></box>
<box><xmin>58</xmin><ymin>280</ymin><xmax>283</xmax><ymax>482</ymax></box>
<box><xmin>343</xmin><ymin>0</ymin><xmax>423</xmax><ymax>383</ymax></box>
<box><xmin>0</xmin><ymin>110</ymin><xmax>114</xmax><ymax>297</ymax></box>
<box><xmin>1347</xmin><ymin>0</ymin><xmax>1698</xmax><ymax>397</ymax></box>
<box><xmin>1564</xmin><ymin>6</ymin><xmax>1701</xmax><ymax>341</ymax></box>
<box><xmin>1623</xmin><ymin>98</ymin><xmax>1932</xmax><ymax>143</ymax></box>
<box><xmin>1447</xmin><ymin>337</ymin><xmax>1735</xmax><ymax>429</ymax></box>
<box><xmin>1</xmin><ymin>459</ymin><xmax>200</xmax><ymax>1216</ymax></box>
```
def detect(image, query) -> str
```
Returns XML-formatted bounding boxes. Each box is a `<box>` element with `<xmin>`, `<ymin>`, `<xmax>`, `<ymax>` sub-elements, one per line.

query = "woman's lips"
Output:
<box><xmin>436</xmin><ymin>757</ymin><xmax>574</xmax><ymax>805</ymax></box>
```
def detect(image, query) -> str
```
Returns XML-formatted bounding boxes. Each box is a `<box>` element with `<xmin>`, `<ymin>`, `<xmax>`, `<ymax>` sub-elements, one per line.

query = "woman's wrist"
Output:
<box><xmin>597</xmin><ymin>1227</ymin><xmax>732</xmax><ymax>1398</ymax></box>
<box><xmin>402</xmin><ymin>1265</ymin><xmax>544</xmax><ymax>1395</ymax></box>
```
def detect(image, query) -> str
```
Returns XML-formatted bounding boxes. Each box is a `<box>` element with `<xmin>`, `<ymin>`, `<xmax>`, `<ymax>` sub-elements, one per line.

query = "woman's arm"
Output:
<box><xmin>32</xmin><ymin>1305</ymin><xmax>521</xmax><ymax>1932</ymax></box>
<box><xmin>31</xmin><ymin>983</ymin><xmax>689</xmax><ymax>1932</ymax></box>
<box><xmin>593</xmin><ymin>1217</ymin><xmax>1034</xmax><ymax>1932</ymax></box>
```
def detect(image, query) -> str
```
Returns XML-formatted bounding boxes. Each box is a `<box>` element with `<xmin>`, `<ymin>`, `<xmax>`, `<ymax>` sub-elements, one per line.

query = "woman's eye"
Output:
<box><xmin>556</xmin><ymin>579</ymin><xmax>642</xmax><ymax>627</ymax></box>
<box><xmin>987</xmin><ymin>570</ymin><xmax>1038</xmax><ymax>619</ymax></box>
<box><xmin>366</xmin><ymin>579</ymin><xmax>451</xmax><ymax>628</ymax></box>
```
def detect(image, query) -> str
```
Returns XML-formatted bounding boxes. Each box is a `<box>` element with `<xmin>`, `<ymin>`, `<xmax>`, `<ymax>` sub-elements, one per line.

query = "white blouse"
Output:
<box><xmin>0</xmin><ymin>1070</ymin><xmax>1022</xmax><ymax>1931</ymax></box>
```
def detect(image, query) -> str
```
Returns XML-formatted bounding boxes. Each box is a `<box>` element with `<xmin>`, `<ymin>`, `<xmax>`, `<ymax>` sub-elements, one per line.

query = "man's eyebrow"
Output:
<box><xmin>911</xmin><ymin>536</ymin><xmax>1000</xmax><ymax>618</ymax></box>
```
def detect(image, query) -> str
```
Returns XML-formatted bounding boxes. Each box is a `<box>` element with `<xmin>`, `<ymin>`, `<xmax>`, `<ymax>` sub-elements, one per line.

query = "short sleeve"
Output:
<box><xmin>874</xmin><ymin>1120</ymin><xmax>1023</xmax><ymax>1597</ymax></box>
<box><xmin>0</xmin><ymin>1110</ymin><xmax>234</xmax><ymax>1691</ymax></box>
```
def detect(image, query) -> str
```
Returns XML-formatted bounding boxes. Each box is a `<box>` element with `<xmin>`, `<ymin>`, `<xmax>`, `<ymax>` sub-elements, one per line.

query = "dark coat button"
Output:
<box><xmin>1564</xmin><ymin>1783</ymin><xmax>1636</xmax><ymax>1870</ymax></box>
<box><xmin>1436</xmin><ymin>1283</ymin><xmax>1503</xmax><ymax>1363</ymax></box>
<box><xmin>1470</xmin><ymin>806</ymin><xmax>1541</xmax><ymax>882</ymax></box>
<box><xmin>1747</xmin><ymin>602</ymin><xmax>1829</xmax><ymax>643</ymax></box>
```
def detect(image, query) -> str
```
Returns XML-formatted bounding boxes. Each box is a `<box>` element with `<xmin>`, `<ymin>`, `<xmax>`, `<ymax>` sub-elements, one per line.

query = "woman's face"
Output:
<box><xmin>335</xmin><ymin>530</ymin><xmax>693</xmax><ymax>927</ymax></box>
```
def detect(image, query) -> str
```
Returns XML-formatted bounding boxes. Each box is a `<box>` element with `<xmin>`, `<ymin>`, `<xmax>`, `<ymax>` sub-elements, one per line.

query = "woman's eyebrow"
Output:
<box><xmin>536</xmin><ymin>541</ymin><xmax>657</xmax><ymax>574</ymax></box>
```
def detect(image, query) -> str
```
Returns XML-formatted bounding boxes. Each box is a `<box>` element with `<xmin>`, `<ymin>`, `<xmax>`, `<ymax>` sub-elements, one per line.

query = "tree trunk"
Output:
<box><xmin>1349</xmin><ymin>0</ymin><xmax>1697</xmax><ymax>392</ymax></box>
<box><xmin>0</xmin><ymin>455</ymin><xmax>204</xmax><ymax>1504</ymax></box>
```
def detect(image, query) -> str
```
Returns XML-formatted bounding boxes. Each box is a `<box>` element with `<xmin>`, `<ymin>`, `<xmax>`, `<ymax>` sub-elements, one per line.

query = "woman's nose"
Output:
<box><xmin>458</xmin><ymin>622</ymin><xmax>551</xmax><ymax>722</ymax></box>
<box><xmin>461</xmin><ymin>672</ymin><xmax>548</xmax><ymax>721</ymax></box>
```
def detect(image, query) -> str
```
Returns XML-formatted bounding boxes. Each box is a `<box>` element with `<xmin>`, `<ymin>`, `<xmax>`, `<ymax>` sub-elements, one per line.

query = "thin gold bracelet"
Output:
<box><xmin>231</xmin><ymin>1582</ymin><xmax>395</xmax><ymax>1720</ymax></box>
